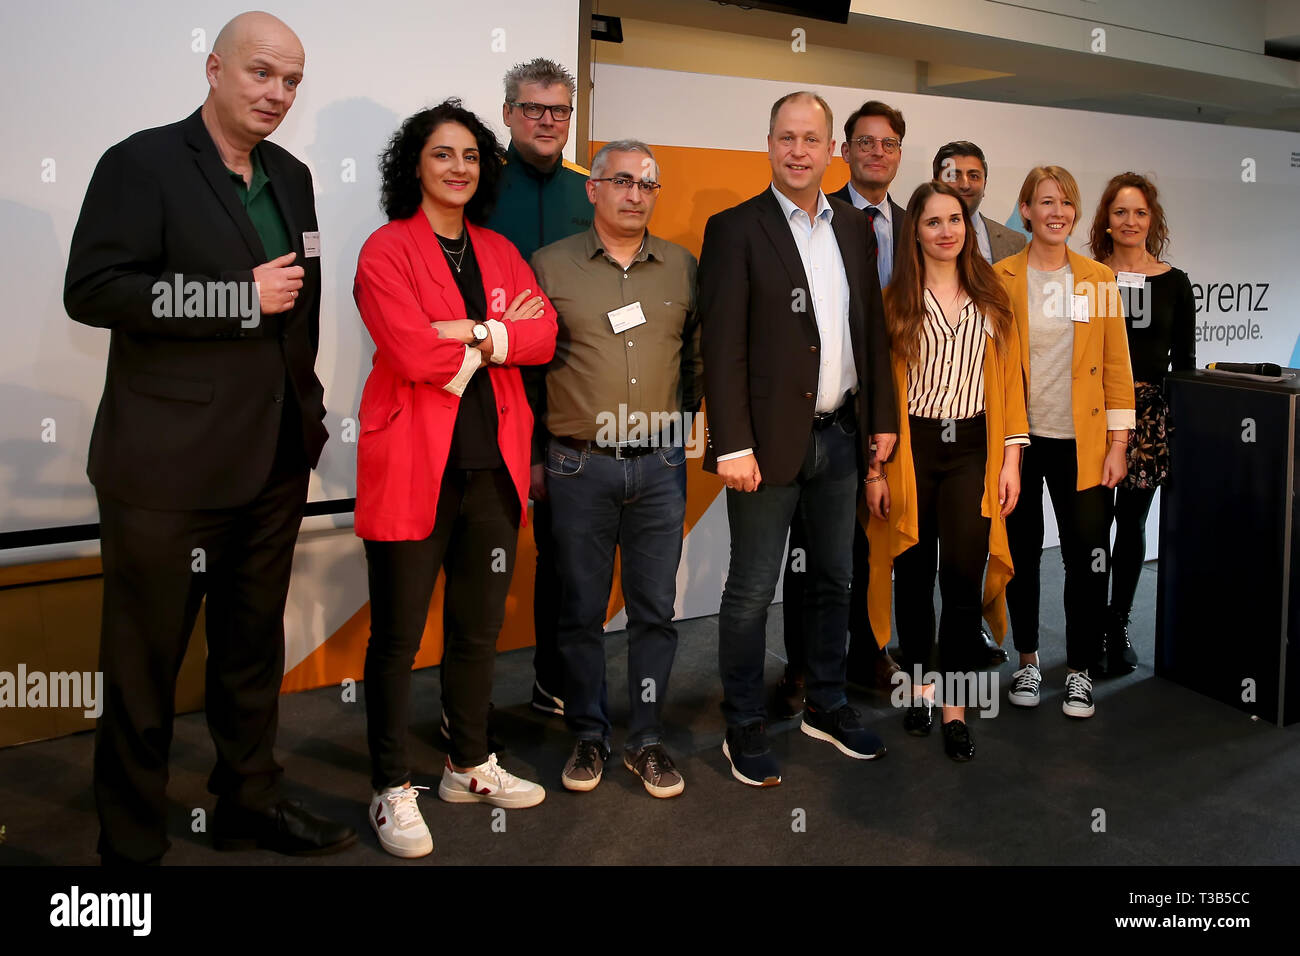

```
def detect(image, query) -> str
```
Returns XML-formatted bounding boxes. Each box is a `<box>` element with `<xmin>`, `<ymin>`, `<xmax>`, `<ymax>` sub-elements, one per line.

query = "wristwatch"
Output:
<box><xmin>472</xmin><ymin>322</ymin><xmax>489</xmax><ymax>343</ymax></box>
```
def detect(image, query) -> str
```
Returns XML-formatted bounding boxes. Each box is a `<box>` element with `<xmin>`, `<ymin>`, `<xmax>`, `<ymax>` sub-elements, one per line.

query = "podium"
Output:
<box><xmin>1157</xmin><ymin>369</ymin><xmax>1299</xmax><ymax>726</ymax></box>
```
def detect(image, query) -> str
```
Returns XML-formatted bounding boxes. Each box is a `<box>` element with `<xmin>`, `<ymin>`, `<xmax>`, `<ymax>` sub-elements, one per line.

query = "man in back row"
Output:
<box><xmin>483</xmin><ymin>57</ymin><xmax>593</xmax><ymax>719</ymax></box>
<box><xmin>932</xmin><ymin>139</ymin><xmax>1027</xmax><ymax>263</ymax></box>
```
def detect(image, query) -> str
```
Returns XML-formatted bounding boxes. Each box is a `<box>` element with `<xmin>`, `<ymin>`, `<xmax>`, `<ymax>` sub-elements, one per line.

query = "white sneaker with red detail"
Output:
<box><xmin>437</xmin><ymin>754</ymin><xmax>546</xmax><ymax>809</ymax></box>
<box><xmin>369</xmin><ymin>785</ymin><xmax>433</xmax><ymax>858</ymax></box>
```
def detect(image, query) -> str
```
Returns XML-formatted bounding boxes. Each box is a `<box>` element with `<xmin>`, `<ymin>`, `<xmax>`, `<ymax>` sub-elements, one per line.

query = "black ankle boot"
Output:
<box><xmin>1104</xmin><ymin>608</ymin><xmax>1138</xmax><ymax>675</ymax></box>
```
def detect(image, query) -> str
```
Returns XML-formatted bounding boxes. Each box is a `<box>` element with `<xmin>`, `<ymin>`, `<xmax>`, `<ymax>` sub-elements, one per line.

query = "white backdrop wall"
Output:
<box><xmin>0</xmin><ymin>0</ymin><xmax>580</xmax><ymax>555</ymax></box>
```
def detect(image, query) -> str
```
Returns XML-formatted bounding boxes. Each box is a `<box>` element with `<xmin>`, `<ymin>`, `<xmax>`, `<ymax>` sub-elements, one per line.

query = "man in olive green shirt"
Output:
<box><xmin>530</xmin><ymin>140</ymin><xmax>701</xmax><ymax>800</ymax></box>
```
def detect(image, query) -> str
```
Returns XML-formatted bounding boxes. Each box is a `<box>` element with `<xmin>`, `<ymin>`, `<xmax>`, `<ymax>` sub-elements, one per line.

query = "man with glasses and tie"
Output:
<box><xmin>482</xmin><ymin>58</ymin><xmax>593</xmax><ymax>722</ymax></box>
<box><xmin>771</xmin><ymin>101</ymin><xmax>908</xmax><ymax>722</ymax></box>
<box><xmin>530</xmin><ymin>141</ymin><xmax>701</xmax><ymax>799</ymax></box>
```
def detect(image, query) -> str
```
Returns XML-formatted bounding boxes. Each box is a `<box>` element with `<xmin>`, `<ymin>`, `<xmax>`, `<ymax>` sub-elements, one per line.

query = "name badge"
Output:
<box><xmin>302</xmin><ymin>231</ymin><xmax>322</xmax><ymax>258</ymax></box>
<box><xmin>1071</xmin><ymin>293</ymin><xmax>1090</xmax><ymax>324</ymax></box>
<box><xmin>1115</xmin><ymin>271</ymin><xmax>1145</xmax><ymax>289</ymax></box>
<box><xmin>607</xmin><ymin>301</ymin><xmax>648</xmax><ymax>334</ymax></box>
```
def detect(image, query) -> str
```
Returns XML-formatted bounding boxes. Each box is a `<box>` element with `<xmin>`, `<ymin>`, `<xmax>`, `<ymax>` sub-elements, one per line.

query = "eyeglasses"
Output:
<box><xmin>851</xmin><ymin>135</ymin><xmax>902</xmax><ymax>154</ymax></box>
<box><xmin>590</xmin><ymin>176</ymin><xmax>662</xmax><ymax>194</ymax></box>
<box><xmin>510</xmin><ymin>101</ymin><xmax>573</xmax><ymax>121</ymax></box>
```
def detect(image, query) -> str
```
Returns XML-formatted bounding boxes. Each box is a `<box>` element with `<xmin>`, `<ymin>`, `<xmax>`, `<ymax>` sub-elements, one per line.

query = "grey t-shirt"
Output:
<box><xmin>1027</xmin><ymin>264</ymin><xmax>1075</xmax><ymax>439</ymax></box>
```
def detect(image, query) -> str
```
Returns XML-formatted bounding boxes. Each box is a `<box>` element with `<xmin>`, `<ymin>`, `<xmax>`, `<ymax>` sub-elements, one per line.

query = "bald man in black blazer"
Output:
<box><xmin>64</xmin><ymin>11</ymin><xmax>354</xmax><ymax>864</ymax></box>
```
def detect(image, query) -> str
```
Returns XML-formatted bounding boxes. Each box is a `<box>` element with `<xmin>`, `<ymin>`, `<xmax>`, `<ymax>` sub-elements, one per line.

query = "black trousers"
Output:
<box><xmin>1110</xmin><ymin>485</ymin><xmax>1157</xmax><ymax>619</ymax></box>
<box><xmin>363</xmin><ymin>467</ymin><xmax>519</xmax><ymax>788</ymax></box>
<box><xmin>94</xmin><ymin>455</ymin><xmax>308</xmax><ymax>864</ymax></box>
<box><xmin>893</xmin><ymin>416</ymin><xmax>990</xmax><ymax>677</ymax></box>
<box><xmin>530</xmin><ymin>495</ymin><xmax>564</xmax><ymax>696</ymax></box>
<box><xmin>1005</xmin><ymin>436</ymin><xmax>1112</xmax><ymax>671</ymax></box>
<box><xmin>782</xmin><ymin>505</ymin><xmax>876</xmax><ymax>679</ymax></box>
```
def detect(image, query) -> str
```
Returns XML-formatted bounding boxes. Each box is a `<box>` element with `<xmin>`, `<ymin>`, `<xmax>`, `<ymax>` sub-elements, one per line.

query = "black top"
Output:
<box><xmin>1118</xmin><ymin>266</ymin><xmax>1196</xmax><ymax>385</ymax></box>
<box><xmin>440</xmin><ymin>232</ymin><xmax>503</xmax><ymax>470</ymax></box>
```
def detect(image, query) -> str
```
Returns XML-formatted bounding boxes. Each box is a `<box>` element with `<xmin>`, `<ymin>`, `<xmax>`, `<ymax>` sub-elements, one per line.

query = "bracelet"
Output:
<box><xmin>864</xmin><ymin>473</ymin><xmax>886</xmax><ymax>484</ymax></box>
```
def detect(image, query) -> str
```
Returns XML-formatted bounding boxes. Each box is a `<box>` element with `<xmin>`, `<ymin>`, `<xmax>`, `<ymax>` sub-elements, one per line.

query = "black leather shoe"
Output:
<box><xmin>769</xmin><ymin>669</ymin><xmax>805</xmax><ymax>720</ymax></box>
<box><xmin>213</xmin><ymin>799</ymin><xmax>358</xmax><ymax>857</ymax></box>
<box><xmin>979</xmin><ymin>625</ymin><xmax>1008</xmax><ymax>667</ymax></box>
<box><xmin>846</xmin><ymin>647</ymin><xmax>901</xmax><ymax>692</ymax></box>
<box><xmin>903</xmin><ymin>701</ymin><xmax>933</xmax><ymax>736</ymax></box>
<box><xmin>941</xmin><ymin>719</ymin><xmax>975</xmax><ymax>762</ymax></box>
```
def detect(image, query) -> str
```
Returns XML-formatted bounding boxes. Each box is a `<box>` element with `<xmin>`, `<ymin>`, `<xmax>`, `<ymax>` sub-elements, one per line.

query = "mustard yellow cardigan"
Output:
<box><xmin>864</xmin><ymin>311</ymin><xmax>1029</xmax><ymax>646</ymax></box>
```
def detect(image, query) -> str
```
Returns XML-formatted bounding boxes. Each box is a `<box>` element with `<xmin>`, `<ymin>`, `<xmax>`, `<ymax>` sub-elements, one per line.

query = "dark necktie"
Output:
<box><xmin>863</xmin><ymin>205</ymin><xmax>879</xmax><ymax>259</ymax></box>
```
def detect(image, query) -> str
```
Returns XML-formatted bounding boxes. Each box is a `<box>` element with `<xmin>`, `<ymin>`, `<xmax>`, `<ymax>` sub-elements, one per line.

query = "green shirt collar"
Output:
<box><xmin>228</xmin><ymin>146</ymin><xmax>270</xmax><ymax>204</ymax></box>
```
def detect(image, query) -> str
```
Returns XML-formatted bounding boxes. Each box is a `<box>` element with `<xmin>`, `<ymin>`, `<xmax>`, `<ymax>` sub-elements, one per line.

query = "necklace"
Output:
<box><xmin>437</xmin><ymin>230</ymin><xmax>469</xmax><ymax>273</ymax></box>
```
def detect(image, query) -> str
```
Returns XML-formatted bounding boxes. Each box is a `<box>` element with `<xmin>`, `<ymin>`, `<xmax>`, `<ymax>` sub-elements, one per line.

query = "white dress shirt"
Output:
<box><xmin>845</xmin><ymin>181</ymin><xmax>894</xmax><ymax>287</ymax></box>
<box><xmin>970</xmin><ymin>212</ymin><xmax>993</xmax><ymax>262</ymax></box>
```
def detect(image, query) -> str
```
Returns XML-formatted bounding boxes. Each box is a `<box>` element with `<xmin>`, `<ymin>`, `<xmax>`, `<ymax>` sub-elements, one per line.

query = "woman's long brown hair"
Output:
<box><xmin>1087</xmin><ymin>171</ymin><xmax>1170</xmax><ymax>262</ymax></box>
<box><xmin>883</xmin><ymin>181</ymin><xmax>1015</xmax><ymax>365</ymax></box>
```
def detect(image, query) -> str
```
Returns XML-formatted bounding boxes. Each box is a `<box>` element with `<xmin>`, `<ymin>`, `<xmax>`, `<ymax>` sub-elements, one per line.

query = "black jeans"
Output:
<box><xmin>783</xmin><ymin>521</ymin><xmax>875</xmax><ymax>678</ymax></box>
<box><xmin>1110</xmin><ymin>485</ymin><xmax>1157</xmax><ymax>619</ymax></box>
<box><xmin>363</xmin><ymin>467</ymin><xmax>519</xmax><ymax>788</ymax></box>
<box><xmin>1005</xmin><ymin>436</ymin><xmax>1112</xmax><ymax>671</ymax></box>
<box><xmin>94</xmin><ymin>461</ymin><xmax>308</xmax><ymax>864</ymax></box>
<box><xmin>530</xmin><ymin>496</ymin><xmax>564</xmax><ymax>697</ymax></box>
<box><xmin>892</xmin><ymin>415</ymin><xmax>989</xmax><ymax>677</ymax></box>
<box><xmin>718</xmin><ymin>414</ymin><xmax>860</xmax><ymax>726</ymax></box>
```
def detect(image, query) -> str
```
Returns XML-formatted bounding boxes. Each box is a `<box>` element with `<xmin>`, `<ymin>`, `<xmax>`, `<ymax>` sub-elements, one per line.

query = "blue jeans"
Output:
<box><xmin>718</xmin><ymin>418</ymin><xmax>859</xmax><ymax>726</ymax></box>
<box><xmin>546</xmin><ymin>438</ymin><xmax>687</xmax><ymax>749</ymax></box>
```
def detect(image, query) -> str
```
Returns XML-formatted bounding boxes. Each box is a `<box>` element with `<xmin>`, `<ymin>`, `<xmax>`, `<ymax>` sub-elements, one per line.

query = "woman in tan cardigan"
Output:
<box><xmin>864</xmin><ymin>181</ymin><xmax>1028</xmax><ymax>761</ymax></box>
<box><xmin>993</xmin><ymin>165</ymin><xmax>1135</xmax><ymax>719</ymax></box>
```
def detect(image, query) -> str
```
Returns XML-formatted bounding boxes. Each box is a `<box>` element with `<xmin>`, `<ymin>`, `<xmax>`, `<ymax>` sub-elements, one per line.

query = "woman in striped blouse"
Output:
<box><xmin>865</xmin><ymin>181</ymin><xmax>1029</xmax><ymax>761</ymax></box>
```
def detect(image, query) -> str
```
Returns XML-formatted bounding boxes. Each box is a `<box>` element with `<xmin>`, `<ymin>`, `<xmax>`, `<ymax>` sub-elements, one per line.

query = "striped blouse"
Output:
<box><xmin>906</xmin><ymin>289</ymin><xmax>1029</xmax><ymax>447</ymax></box>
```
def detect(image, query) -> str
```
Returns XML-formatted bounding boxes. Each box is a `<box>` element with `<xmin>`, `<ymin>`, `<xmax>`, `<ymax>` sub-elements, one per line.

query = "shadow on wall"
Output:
<box><xmin>0</xmin><ymin>199</ymin><xmax>105</xmax><ymax>535</ymax></box>
<box><xmin>304</xmin><ymin>98</ymin><xmax>398</xmax><ymax>503</ymax></box>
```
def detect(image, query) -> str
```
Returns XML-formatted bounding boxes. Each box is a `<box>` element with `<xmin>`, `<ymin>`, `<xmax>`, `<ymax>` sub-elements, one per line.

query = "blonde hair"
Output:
<box><xmin>1017</xmin><ymin>165</ymin><xmax>1081</xmax><ymax>232</ymax></box>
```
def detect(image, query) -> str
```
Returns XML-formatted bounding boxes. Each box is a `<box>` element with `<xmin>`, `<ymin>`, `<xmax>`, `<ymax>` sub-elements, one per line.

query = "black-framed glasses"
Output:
<box><xmin>510</xmin><ymin>101</ymin><xmax>573</xmax><ymax>121</ymax></box>
<box><xmin>851</xmin><ymin>135</ymin><xmax>902</xmax><ymax>154</ymax></box>
<box><xmin>590</xmin><ymin>176</ymin><xmax>662</xmax><ymax>194</ymax></box>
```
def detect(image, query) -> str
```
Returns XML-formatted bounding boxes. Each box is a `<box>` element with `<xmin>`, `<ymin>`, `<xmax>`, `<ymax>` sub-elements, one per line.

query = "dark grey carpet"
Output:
<box><xmin>2</xmin><ymin>554</ymin><xmax>1296</xmax><ymax>866</ymax></box>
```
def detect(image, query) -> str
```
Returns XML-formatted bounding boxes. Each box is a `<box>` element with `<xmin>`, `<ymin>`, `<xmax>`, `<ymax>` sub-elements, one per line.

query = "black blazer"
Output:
<box><xmin>698</xmin><ymin>188</ymin><xmax>897</xmax><ymax>486</ymax></box>
<box><xmin>828</xmin><ymin>184</ymin><xmax>904</xmax><ymax>262</ymax></box>
<box><xmin>65</xmin><ymin>108</ymin><xmax>328</xmax><ymax>511</ymax></box>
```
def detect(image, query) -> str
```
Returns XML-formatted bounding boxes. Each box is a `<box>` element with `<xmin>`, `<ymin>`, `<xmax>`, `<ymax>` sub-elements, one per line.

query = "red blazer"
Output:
<box><xmin>352</xmin><ymin>214</ymin><xmax>557</xmax><ymax>541</ymax></box>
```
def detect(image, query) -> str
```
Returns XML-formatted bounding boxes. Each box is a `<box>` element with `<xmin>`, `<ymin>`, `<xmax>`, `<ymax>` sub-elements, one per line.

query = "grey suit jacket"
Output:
<box><xmin>982</xmin><ymin>213</ymin><xmax>1027</xmax><ymax>264</ymax></box>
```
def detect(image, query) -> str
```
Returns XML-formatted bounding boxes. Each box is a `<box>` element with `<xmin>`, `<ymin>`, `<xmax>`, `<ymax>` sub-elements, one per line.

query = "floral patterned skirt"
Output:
<box><xmin>1121</xmin><ymin>382</ymin><xmax>1169</xmax><ymax>490</ymax></box>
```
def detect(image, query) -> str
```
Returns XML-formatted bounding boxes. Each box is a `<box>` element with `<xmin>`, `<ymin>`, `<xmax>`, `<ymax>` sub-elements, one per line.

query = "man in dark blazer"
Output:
<box><xmin>699</xmin><ymin>92</ymin><xmax>897</xmax><ymax>787</ymax></box>
<box><xmin>831</xmin><ymin>100</ymin><xmax>908</xmax><ymax>289</ymax></box>
<box><xmin>774</xmin><ymin>101</ymin><xmax>908</xmax><ymax>718</ymax></box>
<box><xmin>64</xmin><ymin>11</ymin><xmax>354</xmax><ymax>864</ymax></box>
<box><xmin>932</xmin><ymin>140</ymin><xmax>1028</xmax><ymax>264</ymax></box>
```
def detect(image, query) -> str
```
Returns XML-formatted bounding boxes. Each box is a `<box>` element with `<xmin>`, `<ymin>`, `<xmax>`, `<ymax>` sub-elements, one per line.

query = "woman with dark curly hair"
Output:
<box><xmin>1088</xmin><ymin>172</ymin><xmax>1195</xmax><ymax>675</ymax></box>
<box><xmin>352</xmin><ymin>99</ymin><xmax>557</xmax><ymax>858</ymax></box>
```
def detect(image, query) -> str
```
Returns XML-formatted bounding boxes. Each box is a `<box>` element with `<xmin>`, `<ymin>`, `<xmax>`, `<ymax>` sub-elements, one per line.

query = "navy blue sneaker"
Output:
<box><xmin>801</xmin><ymin>704</ymin><xmax>887</xmax><ymax>759</ymax></box>
<box><xmin>722</xmin><ymin>722</ymin><xmax>782</xmax><ymax>787</ymax></box>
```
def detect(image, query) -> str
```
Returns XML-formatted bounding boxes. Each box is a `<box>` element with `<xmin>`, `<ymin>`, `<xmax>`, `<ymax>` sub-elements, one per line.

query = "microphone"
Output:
<box><xmin>1207</xmin><ymin>361</ymin><xmax>1283</xmax><ymax>376</ymax></box>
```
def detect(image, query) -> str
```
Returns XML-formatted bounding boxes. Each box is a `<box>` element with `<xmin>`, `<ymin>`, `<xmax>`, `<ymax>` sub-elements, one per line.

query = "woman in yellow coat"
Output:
<box><xmin>864</xmin><ymin>181</ymin><xmax>1028</xmax><ymax>762</ymax></box>
<box><xmin>995</xmin><ymin>165</ymin><xmax>1135</xmax><ymax>719</ymax></box>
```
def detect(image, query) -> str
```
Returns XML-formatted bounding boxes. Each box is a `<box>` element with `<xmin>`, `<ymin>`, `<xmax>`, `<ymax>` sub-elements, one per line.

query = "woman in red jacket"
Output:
<box><xmin>352</xmin><ymin>99</ymin><xmax>557</xmax><ymax>858</ymax></box>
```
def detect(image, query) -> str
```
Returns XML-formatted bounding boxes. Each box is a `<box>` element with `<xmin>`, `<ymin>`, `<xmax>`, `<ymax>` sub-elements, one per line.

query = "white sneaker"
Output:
<box><xmin>1008</xmin><ymin>663</ymin><xmax>1042</xmax><ymax>707</ymax></box>
<box><xmin>369</xmin><ymin>785</ymin><xmax>433</xmax><ymax>858</ymax></box>
<box><xmin>1063</xmin><ymin>670</ymin><xmax>1096</xmax><ymax>718</ymax></box>
<box><xmin>438</xmin><ymin>754</ymin><xmax>546</xmax><ymax>809</ymax></box>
